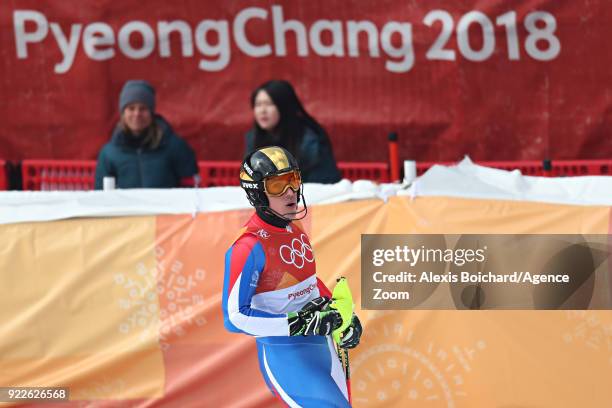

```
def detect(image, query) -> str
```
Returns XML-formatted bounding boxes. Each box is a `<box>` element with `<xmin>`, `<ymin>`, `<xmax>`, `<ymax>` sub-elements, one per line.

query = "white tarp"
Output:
<box><xmin>401</xmin><ymin>157</ymin><xmax>612</xmax><ymax>206</ymax></box>
<box><xmin>1</xmin><ymin>157</ymin><xmax>610</xmax><ymax>225</ymax></box>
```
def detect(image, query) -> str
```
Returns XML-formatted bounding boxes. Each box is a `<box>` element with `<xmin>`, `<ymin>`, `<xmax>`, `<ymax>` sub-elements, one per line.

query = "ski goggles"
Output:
<box><xmin>264</xmin><ymin>170</ymin><xmax>302</xmax><ymax>196</ymax></box>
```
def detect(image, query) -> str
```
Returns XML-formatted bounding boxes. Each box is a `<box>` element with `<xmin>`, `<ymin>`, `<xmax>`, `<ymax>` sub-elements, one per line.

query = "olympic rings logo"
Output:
<box><xmin>279</xmin><ymin>234</ymin><xmax>314</xmax><ymax>269</ymax></box>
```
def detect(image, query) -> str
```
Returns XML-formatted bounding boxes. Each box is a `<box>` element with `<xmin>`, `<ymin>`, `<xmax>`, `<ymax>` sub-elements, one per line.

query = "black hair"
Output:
<box><xmin>249</xmin><ymin>80</ymin><xmax>334</xmax><ymax>171</ymax></box>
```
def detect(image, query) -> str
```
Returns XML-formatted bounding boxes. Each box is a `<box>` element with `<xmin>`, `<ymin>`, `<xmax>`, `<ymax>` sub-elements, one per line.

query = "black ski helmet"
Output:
<box><xmin>240</xmin><ymin>146</ymin><xmax>306</xmax><ymax>216</ymax></box>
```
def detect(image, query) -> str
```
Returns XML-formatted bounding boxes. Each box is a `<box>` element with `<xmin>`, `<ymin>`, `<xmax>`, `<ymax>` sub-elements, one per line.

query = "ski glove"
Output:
<box><xmin>288</xmin><ymin>296</ymin><xmax>343</xmax><ymax>336</ymax></box>
<box><xmin>338</xmin><ymin>313</ymin><xmax>362</xmax><ymax>349</ymax></box>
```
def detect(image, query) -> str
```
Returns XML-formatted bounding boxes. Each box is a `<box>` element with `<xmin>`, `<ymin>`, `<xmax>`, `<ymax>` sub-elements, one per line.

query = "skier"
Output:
<box><xmin>222</xmin><ymin>146</ymin><xmax>362</xmax><ymax>407</ymax></box>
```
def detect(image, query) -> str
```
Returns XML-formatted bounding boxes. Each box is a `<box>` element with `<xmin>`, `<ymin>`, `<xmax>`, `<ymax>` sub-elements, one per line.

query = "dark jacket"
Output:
<box><xmin>244</xmin><ymin>126</ymin><xmax>341</xmax><ymax>184</ymax></box>
<box><xmin>95</xmin><ymin>115</ymin><xmax>198</xmax><ymax>189</ymax></box>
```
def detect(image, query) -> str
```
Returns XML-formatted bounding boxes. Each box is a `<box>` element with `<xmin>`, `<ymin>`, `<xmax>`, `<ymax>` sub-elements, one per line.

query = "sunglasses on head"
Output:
<box><xmin>264</xmin><ymin>170</ymin><xmax>302</xmax><ymax>197</ymax></box>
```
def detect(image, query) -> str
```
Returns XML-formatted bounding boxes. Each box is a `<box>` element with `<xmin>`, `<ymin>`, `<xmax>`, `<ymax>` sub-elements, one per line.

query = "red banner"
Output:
<box><xmin>1</xmin><ymin>1</ymin><xmax>611</xmax><ymax>162</ymax></box>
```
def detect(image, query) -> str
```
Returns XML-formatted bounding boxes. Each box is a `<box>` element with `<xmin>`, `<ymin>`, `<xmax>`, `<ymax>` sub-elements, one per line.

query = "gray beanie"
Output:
<box><xmin>119</xmin><ymin>80</ymin><xmax>156</xmax><ymax>113</ymax></box>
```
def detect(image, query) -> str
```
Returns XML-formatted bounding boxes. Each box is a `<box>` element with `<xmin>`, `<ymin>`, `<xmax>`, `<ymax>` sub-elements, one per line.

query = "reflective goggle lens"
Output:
<box><xmin>264</xmin><ymin>171</ymin><xmax>301</xmax><ymax>196</ymax></box>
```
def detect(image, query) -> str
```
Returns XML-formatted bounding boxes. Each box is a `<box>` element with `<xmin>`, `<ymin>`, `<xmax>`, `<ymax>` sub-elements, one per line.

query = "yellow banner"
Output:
<box><xmin>0</xmin><ymin>197</ymin><xmax>610</xmax><ymax>407</ymax></box>
<box><xmin>0</xmin><ymin>217</ymin><xmax>164</xmax><ymax>401</ymax></box>
<box><xmin>311</xmin><ymin>197</ymin><xmax>612</xmax><ymax>408</ymax></box>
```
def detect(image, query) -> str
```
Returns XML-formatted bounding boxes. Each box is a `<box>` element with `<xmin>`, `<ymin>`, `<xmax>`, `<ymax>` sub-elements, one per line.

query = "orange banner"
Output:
<box><xmin>1</xmin><ymin>197</ymin><xmax>610</xmax><ymax>407</ymax></box>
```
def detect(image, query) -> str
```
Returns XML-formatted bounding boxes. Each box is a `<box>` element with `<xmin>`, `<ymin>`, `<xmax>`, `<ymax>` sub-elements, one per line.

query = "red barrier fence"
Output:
<box><xmin>0</xmin><ymin>160</ymin><xmax>7</xmax><ymax>190</ymax></box>
<box><xmin>547</xmin><ymin>160</ymin><xmax>612</xmax><ymax>176</ymax></box>
<box><xmin>21</xmin><ymin>160</ymin><xmax>391</xmax><ymax>190</ymax></box>
<box><xmin>338</xmin><ymin>162</ymin><xmax>390</xmax><ymax>183</ymax></box>
<box><xmin>198</xmin><ymin>161</ymin><xmax>390</xmax><ymax>187</ymax></box>
<box><xmin>21</xmin><ymin>160</ymin><xmax>96</xmax><ymax>191</ymax></box>
<box><xmin>198</xmin><ymin>161</ymin><xmax>239</xmax><ymax>187</ymax></box>
<box><xmin>19</xmin><ymin>159</ymin><xmax>612</xmax><ymax>191</ymax></box>
<box><xmin>415</xmin><ymin>160</ymin><xmax>612</xmax><ymax>177</ymax></box>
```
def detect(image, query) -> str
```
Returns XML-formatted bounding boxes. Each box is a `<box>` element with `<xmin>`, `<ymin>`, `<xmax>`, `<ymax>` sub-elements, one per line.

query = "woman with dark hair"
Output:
<box><xmin>244</xmin><ymin>80</ymin><xmax>342</xmax><ymax>184</ymax></box>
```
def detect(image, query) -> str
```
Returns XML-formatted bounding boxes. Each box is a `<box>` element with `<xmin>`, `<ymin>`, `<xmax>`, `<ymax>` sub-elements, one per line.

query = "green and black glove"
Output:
<box><xmin>337</xmin><ymin>313</ymin><xmax>362</xmax><ymax>349</ymax></box>
<box><xmin>288</xmin><ymin>296</ymin><xmax>343</xmax><ymax>336</ymax></box>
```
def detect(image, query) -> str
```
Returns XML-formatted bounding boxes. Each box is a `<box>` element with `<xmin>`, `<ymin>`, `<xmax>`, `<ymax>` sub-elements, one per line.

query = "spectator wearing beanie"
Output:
<box><xmin>94</xmin><ymin>80</ymin><xmax>199</xmax><ymax>189</ymax></box>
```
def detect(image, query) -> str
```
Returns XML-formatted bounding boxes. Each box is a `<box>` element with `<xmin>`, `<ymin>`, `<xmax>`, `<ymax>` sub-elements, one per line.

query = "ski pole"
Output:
<box><xmin>331</xmin><ymin>277</ymin><xmax>354</xmax><ymax>405</ymax></box>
